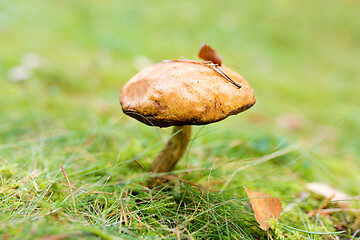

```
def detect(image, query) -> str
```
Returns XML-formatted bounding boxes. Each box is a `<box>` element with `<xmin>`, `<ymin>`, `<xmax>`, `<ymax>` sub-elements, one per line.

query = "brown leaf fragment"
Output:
<box><xmin>308</xmin><ymin>194</ymin><xmax>335</xmax><ymax>217</ymax></box>
<box><xmin>198</xmin><ymin>43</ymin><xmax>222</xmax><ymax>66</ymax></box>
<box><xmin>306</xmin><ymin>182</ymin><xmax>352</xmax><ymax>208</ymax></box>
<box><xmin>244</xmin><ymin>186</ymin><xmax>283</xmax><ymax>231</ymax></box>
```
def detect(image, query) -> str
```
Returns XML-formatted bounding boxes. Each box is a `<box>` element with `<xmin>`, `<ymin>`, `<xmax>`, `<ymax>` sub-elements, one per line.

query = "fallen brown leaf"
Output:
<box><xmin>244</xmin><ymin>186</ymin><xmax>283</xmax><ymax>231</ymax></box>
<box><xmin>306</xmin><ymin>182</ymin><xmax>353</xmax><ymax>208</ymax></box>
<box><xmin>198</xmin><ymin>43</ymin><xmax>222</xmax><ymax>66</ymax></box>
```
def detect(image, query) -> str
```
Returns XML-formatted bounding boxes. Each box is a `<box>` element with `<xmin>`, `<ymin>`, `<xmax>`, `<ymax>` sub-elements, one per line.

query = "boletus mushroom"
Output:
<box><xmin>120</xmin><ymin>44</ymin><xmax>255</xmax><ymax>183</ymax></box>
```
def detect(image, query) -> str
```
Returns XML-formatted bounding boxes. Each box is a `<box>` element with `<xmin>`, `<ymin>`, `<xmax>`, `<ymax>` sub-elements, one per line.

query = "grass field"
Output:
<box><xmin>1</xmin><ymin>0</ymin><xmax>360</xmax><ymax>239</ymax></box>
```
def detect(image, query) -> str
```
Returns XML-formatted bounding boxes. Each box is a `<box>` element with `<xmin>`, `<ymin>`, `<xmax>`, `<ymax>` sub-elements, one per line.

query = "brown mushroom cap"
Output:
<box><xmin>120</xmin><ymin>61</ymin><xmax>256</xmax><ymax>127</ymax></box>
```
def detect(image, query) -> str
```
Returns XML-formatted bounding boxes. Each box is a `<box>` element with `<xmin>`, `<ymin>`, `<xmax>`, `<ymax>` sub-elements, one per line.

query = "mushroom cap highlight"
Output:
<box><xmin>120</xmin><ymin>61</ymin><xmax>255</xmax><ymax>127</ymax></box>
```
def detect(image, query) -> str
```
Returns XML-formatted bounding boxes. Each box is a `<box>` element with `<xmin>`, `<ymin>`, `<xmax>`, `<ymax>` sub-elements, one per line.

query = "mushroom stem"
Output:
<box><xmin>149</xmin><ymin>125</ymin><xmax>192</xmax><ymax>173</ymax></box>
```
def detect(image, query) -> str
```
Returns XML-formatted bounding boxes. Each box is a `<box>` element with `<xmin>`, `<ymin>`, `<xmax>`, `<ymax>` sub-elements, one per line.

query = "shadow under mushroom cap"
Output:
<box><xmin>120</xmin><ymin>61</ymin><xmax>256</xmax><ymax>127</ymax></box>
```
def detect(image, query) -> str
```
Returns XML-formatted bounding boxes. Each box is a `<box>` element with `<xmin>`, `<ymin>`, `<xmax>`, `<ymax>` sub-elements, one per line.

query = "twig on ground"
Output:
<box><xmin>90</xmin><ymin>191</ymin><xmax>115</xmax><ymax>195</ymax></box>
<box><xmin>118</xmin><ymin>198</ymin><xmax>129</xmax><ymax>233</ymax></box>
<box><xmin>308</xmin><ymin>194</ymin><xmax>335</xmax><ymax>217</ymax></box>
<box><xmin>120</xmin><ymin>198</ymin><xmax>128</xmax><ymax>226</ymax></box>
<box><xmin>176</xmin><ymin>227</ymin><xmax>180</xmax><ymax>240</ymax></box>
<box><xmin>106</xmin><ymin>209</ymin><xmax>119</xmax><ymax>218</ymax></box>
<box><xmin>61</xmin><ymin>165</ymin><xmax>77</xmax><ymax>215</ymax></box>
<box><xmin>135</xmin><ymin>214</ymin><xmax>143</xmax><ymax>228</ymax></box>
<box><xmin>119</xmin><ymin>213</ymin><xmax>123</xmax><ymax>233</ymax></box>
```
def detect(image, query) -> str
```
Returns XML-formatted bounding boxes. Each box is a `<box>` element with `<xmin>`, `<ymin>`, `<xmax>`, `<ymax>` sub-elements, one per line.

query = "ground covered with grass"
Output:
<box><xmin>1</xmin><ymin>0</ymin><xmax>360</xmax><ymax>239</ymax></box>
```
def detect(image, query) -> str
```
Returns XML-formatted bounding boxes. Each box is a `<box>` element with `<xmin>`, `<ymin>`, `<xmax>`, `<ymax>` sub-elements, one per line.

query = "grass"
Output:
<box><xmin>1</xmin><ymin>0</ymin><xmax>360</xmax><ymax>239</ymax></box>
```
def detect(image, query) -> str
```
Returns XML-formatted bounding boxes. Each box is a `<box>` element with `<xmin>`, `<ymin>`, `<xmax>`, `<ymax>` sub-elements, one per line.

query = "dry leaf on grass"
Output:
<box><xmin>306</xmin><ymin>182</ymin><xmax>353</xmax><ymax>208</ymax></box>
<box><xmin>198</xmin><ymin>43</ymin><xmax>222</xmax><ymax>65</ymax></box>
<box><xmin>244</xmin><ymin>186</ymin><xmax>283</xmax><ymax>231</ymax></box>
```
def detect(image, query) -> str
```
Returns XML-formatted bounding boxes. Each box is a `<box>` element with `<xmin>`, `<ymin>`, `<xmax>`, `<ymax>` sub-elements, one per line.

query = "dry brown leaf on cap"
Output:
<box><xmin>244</xmin><ymin>186</ymin><xmax>283</xmax><ymax>231</ymax></box>
<box><xmin>198</xmin><ymin>43</ymin><xmax>223</xmax><ymax>65</ymax></box>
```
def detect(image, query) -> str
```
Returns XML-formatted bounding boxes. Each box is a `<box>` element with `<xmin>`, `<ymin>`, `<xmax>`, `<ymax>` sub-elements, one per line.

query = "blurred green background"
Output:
<box><xmin>1</xmin><ymin>0</ymin><xmax>360</xmax><ymax>238</ymax></box>
<box><xmin>1</xmin><ymin>0</ymin><xmax>359</xmax><ymax>173</ymax></box>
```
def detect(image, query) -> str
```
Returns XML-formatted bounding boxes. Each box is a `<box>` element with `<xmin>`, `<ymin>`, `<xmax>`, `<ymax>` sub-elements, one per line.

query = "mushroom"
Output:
<box><xmin>119</xmin><ymin>44</ymin><xmax>256</xmax><ymax>182</ymax></box>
